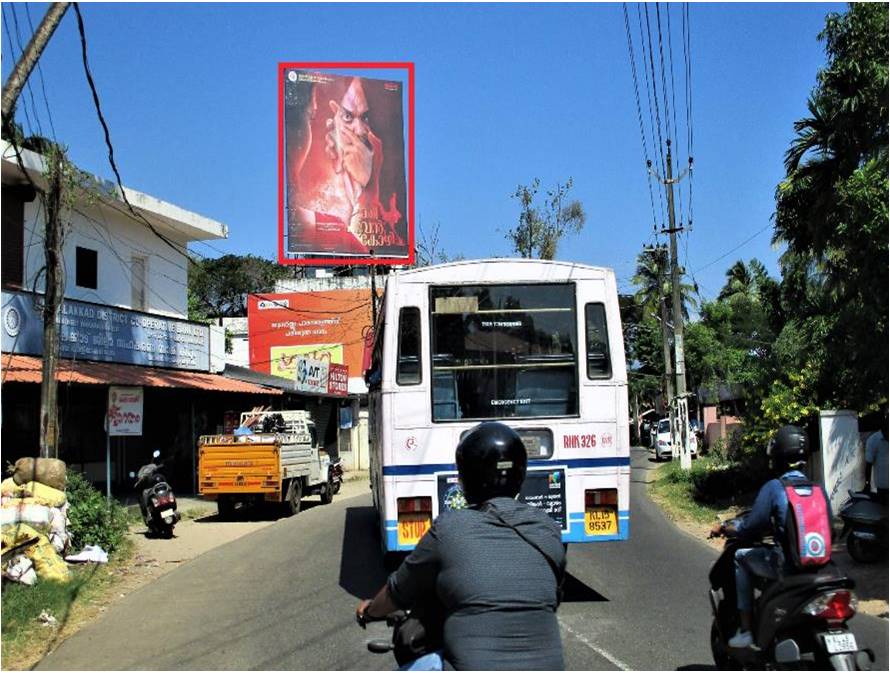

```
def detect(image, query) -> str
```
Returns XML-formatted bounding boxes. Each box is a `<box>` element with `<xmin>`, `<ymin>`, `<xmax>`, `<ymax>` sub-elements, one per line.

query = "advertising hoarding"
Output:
<box><xmin>1</xmin><ymin>290</ymin><xmax>210</xmax><ymax>371</ymax></box>
<box><xmin>248</xmin><ymin>290</ymin><xmax>373</xmax><ymax>389</ymax></box>
<box><xmin>278</xmin><ymin>62</ymin><xmax>414</xmax><ymax>266</ymax></box>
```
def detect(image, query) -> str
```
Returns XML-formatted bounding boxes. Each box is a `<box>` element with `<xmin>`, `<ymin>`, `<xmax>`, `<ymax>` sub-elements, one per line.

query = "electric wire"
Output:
<box><xmin>693</xmin><ymin>223</ymin><xmax>774</xmax><ymax>275</ymax></box>
<box><xmin>664</xmin><ymin>2</ymin><xmax>685</xmax><ymax>226</ymax></box>
<box><xmin>9</xmin><ymin>3</ymin><xmax>46</xmax><ymax>141</ymax></box>
<box><xmin>654</xmin><ymin>3</ymin><xmax>673</xmax><ymax>149</ymax></box>
<box><xmin>24</xmin><ymin>1</ymin><xmax>58</xmax><ymax>141</ymax></box>
<box><xmin>640</xmin><ymin>4</ymin><xmax>667</xmax><ymax>179</ymax></box>
<box><xmin>2</xmin><ymin>9</ymin><xmax>36</xmax><ymax>137</ymax></box>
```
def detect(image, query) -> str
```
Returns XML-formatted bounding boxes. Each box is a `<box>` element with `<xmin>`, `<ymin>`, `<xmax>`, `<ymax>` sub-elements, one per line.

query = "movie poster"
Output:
<box><xmin>282</xmin><ymin>69</ymin><xmax>410</xmax><ymax>262</ymax></box>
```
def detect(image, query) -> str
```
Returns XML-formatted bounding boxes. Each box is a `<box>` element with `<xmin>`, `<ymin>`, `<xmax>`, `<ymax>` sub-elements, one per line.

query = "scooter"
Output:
<box><xmin>839</xmin><ymin>490</ymin><xmax>888</xmax><ymax>564</ymax></box>
<box><xmin>329</xmin><ymin>458</ymin><xmax>343</xmax><ymax>495</ymax></box>
<box><xmin>358</xmin><ymin>605</ymin><xmax>445</xmax><ymax>670</ymax></box>
<box><xmin>130</xmin><ymin>450</ymin><xmax>180</xmax><ymax>538</ymax></box>
<box><xmin>708</xmin><ymin>533</ymin><xmax>874</xmax><ymax>670</ymax></box>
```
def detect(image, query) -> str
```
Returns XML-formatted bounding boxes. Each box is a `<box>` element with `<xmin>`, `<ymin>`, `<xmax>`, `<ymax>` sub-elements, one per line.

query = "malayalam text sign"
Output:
<box><xmin>107</xmin><ymin>386</ymin><xmax>144</xmax><ymax>436</ymax></box>
<box><xmin>279</xmin><ymin>64</ymin><xmax>414</xmax><ymax>266</ymax></box>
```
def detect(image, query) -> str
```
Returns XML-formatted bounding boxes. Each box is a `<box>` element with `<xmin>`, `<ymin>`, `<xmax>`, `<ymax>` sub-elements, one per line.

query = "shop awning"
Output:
<box><xmin>1</xmin><ymin>354</ymin><xmax>282</xmax><ymax>395</ymax></box>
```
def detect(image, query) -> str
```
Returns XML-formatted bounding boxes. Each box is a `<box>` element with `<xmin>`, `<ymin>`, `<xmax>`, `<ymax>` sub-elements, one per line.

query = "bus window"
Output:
<box><xmin>397</xmin><ymin>307</ymin><xmax>422</xmax><ymax>385</ymax></box>
<box><xmin>585</xmin><ymin>303</ymin><xmax>612</xmax><ymax>379</ymax></box>
<box><xmin>430</xmin><ymin>283</ymin><xmax>578</xmax><ymax>421</ymax></box>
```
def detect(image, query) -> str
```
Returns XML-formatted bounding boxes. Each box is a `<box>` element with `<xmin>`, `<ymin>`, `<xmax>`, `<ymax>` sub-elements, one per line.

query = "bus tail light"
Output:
<box><xmin>585</xmin><ymin>489</ymin><xmax>618</xmax><ymax>507</ymax></box>
<box><xmin>397</xmin><ymin>497</ymin><xmax>433</xmax><ymax>514</ymax></box>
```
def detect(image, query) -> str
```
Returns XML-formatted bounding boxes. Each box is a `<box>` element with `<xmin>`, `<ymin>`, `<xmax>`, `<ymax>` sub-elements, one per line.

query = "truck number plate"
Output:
<box><xmin>823</xmin><ymin>632</ymin><xmax>856</xmax><ymax>654</ymax></box>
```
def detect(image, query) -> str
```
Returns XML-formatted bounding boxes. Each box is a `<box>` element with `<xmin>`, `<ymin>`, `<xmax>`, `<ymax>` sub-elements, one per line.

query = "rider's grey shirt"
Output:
<box><xmin>387</xmin><ymin>497</ymin><xmax>566</xmax><ymax>670</ymax></box>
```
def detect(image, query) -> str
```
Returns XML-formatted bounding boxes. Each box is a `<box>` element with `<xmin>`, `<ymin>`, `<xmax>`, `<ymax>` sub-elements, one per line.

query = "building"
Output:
<box><xmin>1</xmin><ymin>139</ymin><xmax>287</xmax><ymax>494</ymax></box>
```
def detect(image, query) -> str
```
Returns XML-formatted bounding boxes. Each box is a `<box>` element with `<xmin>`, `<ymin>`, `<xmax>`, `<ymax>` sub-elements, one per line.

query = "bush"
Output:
<box><xmin>65</xmin><ymin>471</ymin><xmax>129</xmax><ymax>554</ymax></box>
<box><xmin>660</xmin><ymin>456</ymin><xmax>769</xmax><ymax>504</ymax></box>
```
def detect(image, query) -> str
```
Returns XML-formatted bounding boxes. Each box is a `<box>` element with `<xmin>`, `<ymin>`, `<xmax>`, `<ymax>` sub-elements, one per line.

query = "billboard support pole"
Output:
<box><xmin>369</xmin><ymin>250</ymin><xmax>378</xmax><ymax>328</ymax></box>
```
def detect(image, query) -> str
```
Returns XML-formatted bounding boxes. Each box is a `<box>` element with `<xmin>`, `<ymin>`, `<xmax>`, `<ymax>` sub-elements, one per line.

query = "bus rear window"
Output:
<box><xmin>585</xmin><ymin>303</ymin><xmax>612</xmax><ymax>379</ymax></box>
<box><xmin>397</xmin><ymin>307</ymin><xmax>421</xmax><ymax>385</ymax></box>
<box><xmin>430</xmin><ymin>283</ymin><xmax>578</xmax><ymax>421</ymax></box>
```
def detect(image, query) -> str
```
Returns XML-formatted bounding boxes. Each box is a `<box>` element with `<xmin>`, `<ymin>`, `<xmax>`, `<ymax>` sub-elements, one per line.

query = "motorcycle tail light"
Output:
<box><xmin>150</xmin><ymin>497</ymin><xmax>159</xmax><ymax>506</ymax></box>
<box><xmin>803</xmin><ymin>590</ymin><xmax>858</xmax><ymax>622</ymax></box>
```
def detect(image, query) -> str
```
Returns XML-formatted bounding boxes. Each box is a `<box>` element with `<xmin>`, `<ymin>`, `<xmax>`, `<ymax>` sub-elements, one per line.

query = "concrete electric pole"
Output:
<box><xmin>650</xmin><ymin>139</ymin><xmax>693</xmax><ymax>470</ymax></box>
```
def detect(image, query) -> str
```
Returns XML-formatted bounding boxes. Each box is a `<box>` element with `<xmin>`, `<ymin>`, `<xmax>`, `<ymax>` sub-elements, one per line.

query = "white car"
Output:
<box><xmin>652</xmin><ymin>418</ymin><xmax>698</xmax><ymax>461</ymax></box>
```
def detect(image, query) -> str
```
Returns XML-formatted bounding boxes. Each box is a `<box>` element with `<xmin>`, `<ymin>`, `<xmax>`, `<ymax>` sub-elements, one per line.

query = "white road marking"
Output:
<box><xmin>559</xmin><ymin>617</ymin><xmax>631</xmax><ymax>671</ymax></box>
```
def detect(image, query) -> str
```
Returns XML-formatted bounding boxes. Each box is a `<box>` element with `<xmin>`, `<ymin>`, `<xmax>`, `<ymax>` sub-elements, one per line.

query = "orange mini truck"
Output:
<box><xmin>198</xmin><ymin>410</ymin><xmax>334</xmax><ymax>517</ymax></box>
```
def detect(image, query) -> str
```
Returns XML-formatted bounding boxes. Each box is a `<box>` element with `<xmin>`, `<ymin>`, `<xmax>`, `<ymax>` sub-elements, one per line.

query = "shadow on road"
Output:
<box><xmin>339</xmin><ymin>505</ymin><xmax>388</xmax><ymax>599</ymax></box>
<box><xmin>676</xmin><ymin>664</ymin><xmax>717</xmax><ymax>670</ymax></box>
<box><xmin>562</xmin><ymin>572</ymin><xmax>609</xmax><ymax>603</ymax></box>
<box><xmin>192</xmin><ymin>499</ymin><xmax>323</xmax><ymax>523</ymax></box>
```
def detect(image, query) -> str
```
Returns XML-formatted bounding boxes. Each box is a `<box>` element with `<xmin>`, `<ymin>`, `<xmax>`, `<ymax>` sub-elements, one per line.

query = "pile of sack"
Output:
<box><xmin>1</xmin><ymin>458</ymin><xmax>71</xmax><ymax>585</ymax></box>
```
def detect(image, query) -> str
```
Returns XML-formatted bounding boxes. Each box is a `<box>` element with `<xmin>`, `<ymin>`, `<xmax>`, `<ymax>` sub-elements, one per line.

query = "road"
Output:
<box><xmin>39</xmin><ymin>448</ymin><xmax>888</xmax><ymax>670</ymax></box>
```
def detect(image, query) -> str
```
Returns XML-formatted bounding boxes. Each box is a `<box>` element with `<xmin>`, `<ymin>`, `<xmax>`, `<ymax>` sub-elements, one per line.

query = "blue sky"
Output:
<box><xmin>1</xmin><ymin>2</ymin><xmax>844</xmax><ymax>300</ymax></box>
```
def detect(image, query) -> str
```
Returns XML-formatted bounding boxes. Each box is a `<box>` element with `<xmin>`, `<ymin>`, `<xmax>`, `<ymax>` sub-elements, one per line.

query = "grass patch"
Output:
<box><xmin>648</xmin><ymin>458</ymin><xmax>749</xmax><ymax>526</ymax></box>
<box><xmin>1</xmin><ymin>539</ymin><xmax>133</xmax><ymax>670</ymax></box>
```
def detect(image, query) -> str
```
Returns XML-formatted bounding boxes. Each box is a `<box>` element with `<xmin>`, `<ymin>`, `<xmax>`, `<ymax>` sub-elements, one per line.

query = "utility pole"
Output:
<box><xmin>1</xmin><ymin>2</ymin><xmax>70</xmax><ymax>123</ymax></box>
<box><xmin>40</xmin><ymin>153</ymin><xmax>64</xmax><ymax>458</ymax></box>
<box><xmin>651</xmin><ymin>139</ymin><xmax>693</xmax><ymax>470</ymax></box>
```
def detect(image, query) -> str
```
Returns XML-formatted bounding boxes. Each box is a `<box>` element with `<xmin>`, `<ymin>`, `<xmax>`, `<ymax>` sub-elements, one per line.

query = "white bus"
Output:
<box><xmin>366</xmin><ymin>259</ymin><xmax>630</xmax><ymax>554</ymax></box>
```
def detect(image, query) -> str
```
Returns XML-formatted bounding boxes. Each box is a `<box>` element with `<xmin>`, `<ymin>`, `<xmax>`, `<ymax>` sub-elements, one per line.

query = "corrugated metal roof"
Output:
<box><xmin>1</xmin><ymin>354</ymin><xmax>282</xmax><ymax>395</ymax></box>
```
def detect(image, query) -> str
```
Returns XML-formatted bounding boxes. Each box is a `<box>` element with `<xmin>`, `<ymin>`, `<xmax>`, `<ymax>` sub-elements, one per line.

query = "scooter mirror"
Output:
<box><xmin>128</xmin><ymin>471</ymin><xmax>136</xmax><ymax>478</ymax></box>
<box><xmin>152</xmin><ymin>450</ymin><xmax>161</xmax><ymax>459</ymax></box>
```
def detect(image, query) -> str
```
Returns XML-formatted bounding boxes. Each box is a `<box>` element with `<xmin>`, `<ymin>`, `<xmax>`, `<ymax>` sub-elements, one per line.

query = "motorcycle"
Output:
<box><xmin>708</xmin><ymin>532</ymin><xmax>874</xmax><ymax>670</ymax></box>
<box><xmin>839</xmin><ymin>490</ymin><xmax>888</xmax><ymax>564</ymax></box>
<box><xmin>130</xmin><ymin>450</ymin><xmax>180</xmax><ymax>538</ymax></box>
<box><xmin>329</xmin><ymin>457</ymin><xmax>343</xmax><ymax>495</ymax></box>
<box><xmin>358</xmin><ymin>605</ymin><xmax>444</xmax><ymax>670</ymax></box>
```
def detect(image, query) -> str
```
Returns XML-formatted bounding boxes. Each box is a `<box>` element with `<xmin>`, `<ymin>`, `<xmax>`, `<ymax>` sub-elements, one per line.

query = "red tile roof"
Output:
<box><xmin>1</xmin><ymin>354</ymin><xmax>282</xmax><ymax>395</ymax></box>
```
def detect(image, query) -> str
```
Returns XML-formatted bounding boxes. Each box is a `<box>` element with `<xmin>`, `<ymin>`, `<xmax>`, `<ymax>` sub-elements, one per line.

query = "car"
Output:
<box><xmin>652</xmin><ymin>418</ymin><xmax>698</xmax><ymax>461</ymax></box>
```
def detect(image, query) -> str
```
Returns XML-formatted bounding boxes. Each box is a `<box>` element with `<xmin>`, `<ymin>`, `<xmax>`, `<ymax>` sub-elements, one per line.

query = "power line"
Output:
<box><xmin>23</xmin><ymin>1</ymin><xmax>58</xmax><ymax>141</ymax></box>
<box><xmin>664</xmin><ymin>2</ymin><xmax>685</xmax><ymax>226</ymax></box>
<box><xmin>654</xmin><ymin>3</ymin><xmax>673</xmax><ymax>146</ymax></box>
<box><xmin>2</xmin><ymin>10</ymin><xmax>36</xmax><ymax>136</ymax></box>
<box><xmin>693</xmin><ymin>223</ymin><xmax>774</xmax><ymax>274</ymax></box>
<box><xmin>641</xmin><ymin>4</ymin><xmax>667</xmax><ymax>178</ymax></box>
<box><xmin>8</xmin><ymin>3</ymin><xmax>46</xmax><ymax>140</ymax></box>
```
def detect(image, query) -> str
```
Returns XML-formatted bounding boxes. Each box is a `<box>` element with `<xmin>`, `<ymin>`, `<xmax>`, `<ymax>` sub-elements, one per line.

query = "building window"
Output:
<box><xmin>131</xmin><ymin>255</ymin><xmax>147</xmax><ymax>311</ymax></box>
<box><xmin>1</xmin><ymin>185</ymin><xmax>27</xmax><ymax>289</ymax></box>
<box><xmin>75</xmin><ymin>246</ymin><xmax>98</xmax><ymax>289</ymax></box>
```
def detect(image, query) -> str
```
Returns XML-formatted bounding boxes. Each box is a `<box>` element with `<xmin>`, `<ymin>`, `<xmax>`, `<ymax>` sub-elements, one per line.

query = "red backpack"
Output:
<box><xmin>781</xmin><ymin>477</ymin><xmax>832</xmax><ymax>570</ymax></box>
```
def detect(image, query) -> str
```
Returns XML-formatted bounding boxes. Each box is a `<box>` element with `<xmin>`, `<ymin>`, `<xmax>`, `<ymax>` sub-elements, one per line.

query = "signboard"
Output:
<box><xmin>278</xmin><ymin>63</ymin><xmax>414</xmax><ymax>266</ymax></box>
<box><xmin>1</xmin><ymin>290</ymin><xmax>210</xmax><ymax>371</ymax></box>
<box><xmin>107</xmin><ymin>386</ymin><xmax>144</xmax><ymax>436</ymax></box>
<box><xmin>815</xmin><ymin>410</ymin><xmax>864</xmax><ymax>514</ymax></box>
<box><xmin>294</xmin><ymin>356</ymin><xmax>329</xmax><ymax>395</ymax></box>
<box><xmin>436</xmin><ymin>468</ymin><xmax>567</xmax><ymax>531</ymax></box>
<box><xmin>328</xmin><ymin>363</ymin><xmax>349</xmax><ymax>397</ymax></box>
<box><xmin>248</xmin><ymin>290</ymin><xmax>372</xmax><ymax>386</ymax></box>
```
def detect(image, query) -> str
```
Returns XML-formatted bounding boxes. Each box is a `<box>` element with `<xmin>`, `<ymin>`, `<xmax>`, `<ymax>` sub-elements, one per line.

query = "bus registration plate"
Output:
<box><xmin>585</xmin><ymin>507</ymin><xmax>617</xmax><ymax>535</ymax></box>
<box><xmin>397</xmin><ymin>513</ymin><xmax>431</xmax><ymax>546</ymax></box>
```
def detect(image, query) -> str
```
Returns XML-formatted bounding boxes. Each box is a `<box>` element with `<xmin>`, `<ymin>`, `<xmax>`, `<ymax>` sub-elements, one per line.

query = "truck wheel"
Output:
<box><xmin>286</xmin><ymin>479</ymin><xmax>303</xmax><ymax>516</ymax></box>
<box><xmin>320</xmin><ymin>477</ymin><xmax>334</xmax><ymax>505</ymax></box>
<box><xmin>217</xmin><ymin>496</ymin><xmax>235</xmax><ymax>520</ymax></box>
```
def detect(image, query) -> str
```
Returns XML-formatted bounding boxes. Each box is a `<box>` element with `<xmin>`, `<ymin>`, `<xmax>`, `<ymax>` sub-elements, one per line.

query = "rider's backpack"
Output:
<box><xmin>781</xmin><ymin>477</ymin><xmax>832</xmax><ymax>570</ymax></box>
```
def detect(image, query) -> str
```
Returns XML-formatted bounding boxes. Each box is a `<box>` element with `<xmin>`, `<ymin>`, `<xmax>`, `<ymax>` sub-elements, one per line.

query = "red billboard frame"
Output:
<box><xmin>277</xmin><ymin>61</ymin><xmax>415</xmax><ymax>267</ymax></box>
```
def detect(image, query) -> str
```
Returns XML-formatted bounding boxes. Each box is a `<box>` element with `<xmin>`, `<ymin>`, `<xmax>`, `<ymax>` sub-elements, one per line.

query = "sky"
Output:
<box><xmin>0</xmin><ymin>1</ymin><xmax>845</xmax><ymax>302</ymax></box>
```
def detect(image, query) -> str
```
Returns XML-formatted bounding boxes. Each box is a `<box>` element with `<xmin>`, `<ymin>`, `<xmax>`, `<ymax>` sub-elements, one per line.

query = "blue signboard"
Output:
<box><xmin>1</xmin><ymin>291</ymin><xmax>210</xmax><ymax>371</ymax></box>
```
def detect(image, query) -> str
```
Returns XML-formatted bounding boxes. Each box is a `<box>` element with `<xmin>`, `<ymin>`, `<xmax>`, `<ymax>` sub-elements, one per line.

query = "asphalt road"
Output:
<box><xmin>39</xmin><ymin>448</ymin><xmax>888</xmax><ymax>670</ymax></box>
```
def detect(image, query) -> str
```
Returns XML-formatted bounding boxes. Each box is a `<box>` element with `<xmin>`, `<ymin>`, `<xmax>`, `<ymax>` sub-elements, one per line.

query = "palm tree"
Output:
<box><xmin>718</xmin><ymin>260</ymin><xmax>755</xmax><ymax>302</ymax></box>
<box><xmin>632</xmin><ymin>246</ymin><xmax>674</xmax><ymax>402</ymax></box>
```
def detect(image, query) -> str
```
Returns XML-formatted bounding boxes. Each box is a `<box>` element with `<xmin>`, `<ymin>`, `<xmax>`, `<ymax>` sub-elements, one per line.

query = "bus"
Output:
<box><xmin>366</xmin><ymin>259</ymin><xmax>630</xmax><ymax>554</ymax></box>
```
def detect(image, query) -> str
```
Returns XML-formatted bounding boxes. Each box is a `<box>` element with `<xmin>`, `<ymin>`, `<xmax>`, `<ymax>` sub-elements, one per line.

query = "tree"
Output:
<box><xmin>772</xmin><ymin>2</ymin><xmax>888</xmax><ymax>409</ymax></box>
<box><xmin>505</xmin><ymin>178</ymin><xmax>586</xmax><ymax>259</ymax></box>
<box><xmin>188</xmin><ymin>254</ymin><xmax>291</xmax><ymax>319</ymax></box>
<box><xmin>415</xmin><ymin>219</ymin><xmax>464</xmax><ymax>267</ymax></box>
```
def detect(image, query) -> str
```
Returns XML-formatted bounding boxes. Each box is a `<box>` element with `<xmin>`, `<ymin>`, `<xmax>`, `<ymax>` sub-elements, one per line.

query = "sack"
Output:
<box><xmin>9</xmin><ymin>458</ymin><xmax>67</xmax><ymax>491</ymax></box>
<box><xmin>2</xmin><ymin>555</ymin><xmax>37</xmax><ymax>585</ymax></box>
<box><xmin>0</xmin><ymin>478</ymin><xmax>67</xmax><ymax>507</ymax></box>
<box><xmin>782</xmin><ymin>477</ymin><xmax>832</xmax><ymax>570</ymax></box>
<box><xmin>0</xmin><ymin>501</ymin><xmax>53</xmax><ymax>528</ymax></box>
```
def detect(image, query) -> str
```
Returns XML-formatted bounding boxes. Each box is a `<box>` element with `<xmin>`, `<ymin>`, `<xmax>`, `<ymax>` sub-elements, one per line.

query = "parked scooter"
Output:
<box><xmin>839</xmin><ymin>490</ymin><xmax>889</xmax><ymax>564</ymax></box>
<box><xmin>708</xmin><ymin>533</ymin><xmax>874</xmax><ymax>670</ymax></box>
<box><xmin>130</xmin><ymin>450</ymin><xmax>180</xmax><ymax>538</ymax></box>
<box><xmin>329</xmin><ymin>458</ymin><xmax>343</xmax><ymax>495</ymax></box>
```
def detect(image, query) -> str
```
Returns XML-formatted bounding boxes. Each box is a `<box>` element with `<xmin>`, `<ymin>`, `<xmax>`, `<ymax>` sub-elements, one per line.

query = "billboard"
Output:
<box><xmin>248</xmin><ymin>290</ymin><xmax>374</xmax><ymax>390</ymax></box>
<box><xmin>279</xmin><ymin>62</ymin><xmax>414</xmax><ymax>266</ymax></box>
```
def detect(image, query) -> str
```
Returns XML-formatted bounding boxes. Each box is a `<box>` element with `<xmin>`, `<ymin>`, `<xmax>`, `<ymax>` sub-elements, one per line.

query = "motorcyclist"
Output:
<box><xmin>709</xmin><ymin>424</ymin><xmax>813</xmax><ymax>649</ymax></box>
<box><xmin>356</xmin><ymin>422</ymin><xmax>566</xmax><ymax>670</ymax></box>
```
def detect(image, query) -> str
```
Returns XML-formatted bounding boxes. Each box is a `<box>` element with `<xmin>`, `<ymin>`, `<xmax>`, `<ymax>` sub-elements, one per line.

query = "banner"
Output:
<box><xmin>107</xmin><ymin>386</ymin><xmax>144</xmax><ymax>436</ymax></box>
<box><xmin>279</xmin><ymin>64</ymin><xmax>413</xmax><ymax>266</ymax></box>
<box><xmin>248</xmin><ymin>290</ymin><xmax>373</xmax><ymax>390</ymax></box>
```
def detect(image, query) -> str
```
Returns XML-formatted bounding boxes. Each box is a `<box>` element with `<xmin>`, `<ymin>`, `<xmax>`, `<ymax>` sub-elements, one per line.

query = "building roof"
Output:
<box><xmin>1</xmin><ymin>140</ymin><xmax>227</xmax><ymax>242</ymax></box>
<box><xmin>1</xmin><ymin>354</ymin><xmax>281</xmax><ymax>395</ymax></box>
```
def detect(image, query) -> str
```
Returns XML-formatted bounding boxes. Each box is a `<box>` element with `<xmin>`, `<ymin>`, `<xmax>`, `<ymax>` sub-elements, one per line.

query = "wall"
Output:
<box><xmin>703</xmin><ymin>406</ymin><xmax>742</xmax><ymax>451</ymax></box>
<box><xmin>221</xmin><ymin>317</ymin><xmax>249</xmax><ymax>368</ymax></box>
<box><xmin>22</xmin><ymin>199</ymin><xmax>190</xmax><ymax>318</ymax></box>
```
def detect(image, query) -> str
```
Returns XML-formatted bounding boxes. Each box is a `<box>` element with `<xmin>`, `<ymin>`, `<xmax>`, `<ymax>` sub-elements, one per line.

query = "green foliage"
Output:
<box><xmin>658</xmin><ymin>455</ymin><xmax>767</xmax><ymax>506</ymax></box>
<box><xmin>65</xmin><ymin>472</ymin><xmax>130</xmax><ymax>555</ymax></box>
<box><xmin>505</xmin><ymin>178</ymin><xmax>586</xmax><ymax>260</ymax></box>
<box><xmin>188</xmin><ymin>253</ymin><xmax>291</xmax><ymax>319</ymax></box>
<box><xmin>772</xmin><ymin>2</ymin><xmax>888</xmax><ymax>409</ymax></box>
<box><xmin>415</xmin><ymin>220</ymin><xmax>464</xmax><ymax>267</ymax></box>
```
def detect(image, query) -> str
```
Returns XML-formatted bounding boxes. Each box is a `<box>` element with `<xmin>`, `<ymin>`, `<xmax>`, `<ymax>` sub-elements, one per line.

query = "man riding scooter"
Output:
<box><xmin>709</xmin><ymin>424</ymin><xmax>827</xmax><ymax>649</ymax></box>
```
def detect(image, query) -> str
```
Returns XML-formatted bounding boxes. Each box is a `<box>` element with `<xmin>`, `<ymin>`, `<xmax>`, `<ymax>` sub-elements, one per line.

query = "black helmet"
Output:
<box><xmin>767</xmin><ymin>424</ymin><xmax>809</xmax><ymax>466</ymax></box>
<box><xmin>455</xmin><ymin>422</ymin><xmax>528</xmax><ymax>504</ymax></box>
